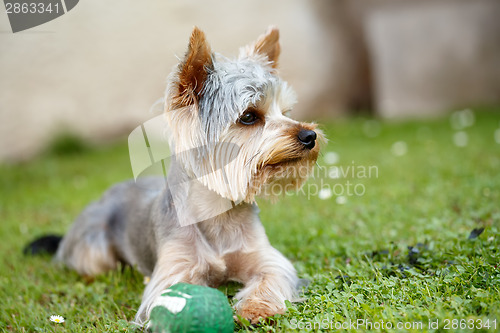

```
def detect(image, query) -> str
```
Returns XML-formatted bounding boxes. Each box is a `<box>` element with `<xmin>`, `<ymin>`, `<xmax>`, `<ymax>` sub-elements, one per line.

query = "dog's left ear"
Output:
<box><xmin>240</xmin><ymin>26</ymin><xmax>281</xmax><ymax>69</ymax></box>
<box><xmin>174</xmin><ymin>27</ymin><xmax>213</xmax><ymax>108</ymax></box>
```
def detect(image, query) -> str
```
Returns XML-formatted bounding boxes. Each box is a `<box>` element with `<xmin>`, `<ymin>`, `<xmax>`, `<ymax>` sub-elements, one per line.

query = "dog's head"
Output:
<box><xmin>165</xmin><ymin>27</ymin><xmax>324</xmax><ymax>203</ymax></box>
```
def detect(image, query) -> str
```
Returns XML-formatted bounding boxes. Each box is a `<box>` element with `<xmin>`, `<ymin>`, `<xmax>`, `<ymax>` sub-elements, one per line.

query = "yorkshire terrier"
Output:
<box><xmin>28</xmin><ymin>26</ymin><xmax>323</xmax><ymax>325</ymax></box>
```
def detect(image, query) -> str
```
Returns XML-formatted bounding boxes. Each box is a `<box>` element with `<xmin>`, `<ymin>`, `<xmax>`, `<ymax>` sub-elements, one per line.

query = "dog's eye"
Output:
<box><xmin>239</xmin><ymin>111</ymin><xmax>258</xmax><ymax>125</ymax></box>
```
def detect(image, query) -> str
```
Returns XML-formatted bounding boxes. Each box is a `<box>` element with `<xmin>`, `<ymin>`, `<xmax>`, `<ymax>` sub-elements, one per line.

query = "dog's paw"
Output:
<box><xmin>236</xmin><ymin>300</ymin><xmax>284</xmax><ymax>324</ymax></box>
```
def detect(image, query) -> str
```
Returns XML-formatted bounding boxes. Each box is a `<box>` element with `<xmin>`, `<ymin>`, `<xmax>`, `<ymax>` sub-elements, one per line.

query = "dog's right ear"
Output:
<box><xmin>173</xmin><ymin>27</ymin><xmax>213</xmax><ymax>108</ymax></box>
<box><xmin>239</xmin><ymin>26</ymin><xmax>281</xmax><ymax>69</ymax></box>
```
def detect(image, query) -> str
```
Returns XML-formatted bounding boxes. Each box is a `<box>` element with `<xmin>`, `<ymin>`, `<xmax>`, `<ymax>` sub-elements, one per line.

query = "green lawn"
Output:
<box><xmin>1</xmin><ymin>108</ymin><xmax>499</xmax><ymax>332</ymax></box>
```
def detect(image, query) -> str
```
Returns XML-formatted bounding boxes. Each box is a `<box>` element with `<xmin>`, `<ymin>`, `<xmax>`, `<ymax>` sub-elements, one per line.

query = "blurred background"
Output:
<box><xmin>1</xmin><ymin>0</ymin><xmax>499</xmax><ymax>162</ymax></box>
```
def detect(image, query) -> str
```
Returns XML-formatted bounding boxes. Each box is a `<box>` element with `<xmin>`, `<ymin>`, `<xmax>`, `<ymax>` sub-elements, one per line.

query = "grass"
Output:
<box><xmin>1</xmin><ymin>107</ymin><xmax>499</xmax><ymax>332</ymax></box>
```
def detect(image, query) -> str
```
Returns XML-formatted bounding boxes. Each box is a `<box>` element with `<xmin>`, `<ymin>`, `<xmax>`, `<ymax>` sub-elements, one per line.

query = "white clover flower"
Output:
<box><xmin>391</xmin><ymin>141</ymin><xmax>407</xmax><ymax>156</ymax></box>
<box><xmin>324</xmin><ymin>151</ymin><xmax>339</xmax><ymax>165</ymax></box>
<box><xmin>328</xmin><ymin>166</ymin><xmax>340</xmax><ymax>179</ymax></box>
<box><xmin>494</xmin><ymin>128</ymin><xmax>500</xmax><ymax>144</ymax></box>
<box><xmin>450</xmin><ymin>109</ymin><xmax>475</xmax><ymax>130</ymax></box>
<box><xmin>336</xmin><ymin>196</ymin><xmax>347</xmax><ymax>205</ymax></box>
<box><xmin>318</xmin><ymin>188</ymin><xmax>332</xmax><ymax>200</ymax></box>
<box><xmin>453</xmin><ymin>131</ymin><xmax>468</xmax><ymax>147</ymax></box>
<box><xmin>50</xmin><ymin>315</ymin><xmax>65</xmax><ymax>324</ymax></box>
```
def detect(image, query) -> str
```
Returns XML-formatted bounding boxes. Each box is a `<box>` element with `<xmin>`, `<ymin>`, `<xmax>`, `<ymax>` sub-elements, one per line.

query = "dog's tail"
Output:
<box><xmin>23</xmin><ymin>234</ymin><xmax>63</xmax><ymax>256</ymax></box>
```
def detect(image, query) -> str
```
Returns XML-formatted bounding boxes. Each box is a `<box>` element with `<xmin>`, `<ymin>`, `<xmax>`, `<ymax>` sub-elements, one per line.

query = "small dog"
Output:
<box><xmin>31</xmin><ymin>26</ymin><xmax>323</xmax><ymax>325</ymax></box>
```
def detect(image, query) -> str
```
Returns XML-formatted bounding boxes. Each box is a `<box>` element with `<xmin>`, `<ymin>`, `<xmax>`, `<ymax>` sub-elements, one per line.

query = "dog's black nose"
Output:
<box><xmin>297</xmin><ymin>129</ymin><xmax>317</xmax><ymax>149</ymax></box>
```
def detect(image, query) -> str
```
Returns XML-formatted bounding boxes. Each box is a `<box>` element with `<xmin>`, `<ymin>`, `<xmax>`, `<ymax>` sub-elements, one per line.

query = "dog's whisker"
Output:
<box><xmin>244</xmin><ymin>152</ymin><xmax>260</xmax><ymax>168</ymax></box>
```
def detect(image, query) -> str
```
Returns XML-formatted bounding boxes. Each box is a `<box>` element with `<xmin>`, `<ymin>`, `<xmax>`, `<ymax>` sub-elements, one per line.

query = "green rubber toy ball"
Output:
<box><xmin>148</xmin><ymin>283</ymin><xmax>234</xmax><ymax>333</ymax></box>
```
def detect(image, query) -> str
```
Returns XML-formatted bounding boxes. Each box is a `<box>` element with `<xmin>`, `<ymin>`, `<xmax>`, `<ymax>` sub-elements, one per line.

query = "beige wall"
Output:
<box><xmin>0</xmin><ymin>0</ymin><xmax>336</xmax><ymax>161</ymax></box>
<box><xmin>1</xmin><ymin>0</ymin><xmax>499</xmax><ymax>161</ymax></box>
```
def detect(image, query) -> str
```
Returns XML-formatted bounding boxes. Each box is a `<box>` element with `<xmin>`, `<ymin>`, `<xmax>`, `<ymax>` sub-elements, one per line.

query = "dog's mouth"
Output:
<box><xmin>257</xmin><ymin>153</ymin><xmax>318</xmax><ymax>181</ymax></box>
<box><xmin>266</xmin><ymin>157</ymin><xmax>303</xmax><ymax>167</ymax></box>
<box><xmin>243</xmin><ymin>145</ymin><xmax>321</xmax><ymax>202</ymax></box>
<box><xmin>262</xmin><ymin>143</ymin><xmax>320</xmax><ymax>166</ymax></box>
<box><xmin>266</xmin><ymin>147</ymin><xmax>319</xmax><ymax>167</ymax></box>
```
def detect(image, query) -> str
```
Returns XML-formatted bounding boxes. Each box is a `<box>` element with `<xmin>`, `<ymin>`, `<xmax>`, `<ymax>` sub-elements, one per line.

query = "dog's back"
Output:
<box><xmin>53</xmin><ymin>177</ymin><xmax>164</xmax><ymax>276</ymax></box>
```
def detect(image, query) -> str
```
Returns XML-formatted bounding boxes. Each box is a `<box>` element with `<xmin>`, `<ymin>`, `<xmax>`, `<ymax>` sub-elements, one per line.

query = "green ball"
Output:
<box><xmin>148</xmin><ymin>283</ymin><xmax>234</xmax><ymax>333</ymax></box>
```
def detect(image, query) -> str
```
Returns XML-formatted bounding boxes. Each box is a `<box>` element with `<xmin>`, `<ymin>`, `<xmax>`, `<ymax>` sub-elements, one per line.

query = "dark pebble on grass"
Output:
<box><xmin>468</xmin><ymin>227</ymin><xmax>485</xmax><ymax>239</ymax></box>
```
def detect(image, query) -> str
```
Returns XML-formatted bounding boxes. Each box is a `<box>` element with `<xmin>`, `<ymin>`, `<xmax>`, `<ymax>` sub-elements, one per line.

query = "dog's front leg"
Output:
<box><xmin>232</xmin><ymin>246</ymin><xmax>299</xmax><ymax>324</ymax></box>
<box><xmin>134</xmin><ymin>240</ymin><xmax>212</xmax><ymax>326</ymax></box>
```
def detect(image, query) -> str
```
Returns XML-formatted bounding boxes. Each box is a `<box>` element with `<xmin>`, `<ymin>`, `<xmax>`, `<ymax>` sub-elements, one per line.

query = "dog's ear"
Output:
<box><xmin>240</xmin><ymin>26</ymin><xmax>280</xmax><ymax>69</ymax></box>
<box><xmin>174</xmin><ymin>27</ymin><xmax>213</xmax><ymax>108</ymax></box>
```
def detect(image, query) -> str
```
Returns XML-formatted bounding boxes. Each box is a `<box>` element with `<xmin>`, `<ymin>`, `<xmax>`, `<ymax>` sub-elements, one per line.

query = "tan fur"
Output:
<box><xmin>68</xmin><ymin>242</ymin><xmax>117</xmax><ymax>277</ymax></box>
<box><xmin>172</xmin><ymin>27</ymin><xmax>213</xmax><ymax>108</ymax></box>
<box><xmin>242</xmin><ymin>26</ymin><xmax>281</xmax><ymax>69</ymax></box>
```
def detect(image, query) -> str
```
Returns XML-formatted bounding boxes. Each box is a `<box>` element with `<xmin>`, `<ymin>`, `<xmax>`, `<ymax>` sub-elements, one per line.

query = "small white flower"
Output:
<box><xmin>453</xmin><ymin>131</ymin><xmax>468</xmax><ymax>147</ymax></box>
<box><xmin>324</xmin><ymin>151</ymin><xmax>339</xmax><ymax>165</ymax></box>
<box><xmin>328</xmin><ymin>166</ymin><xmax>340</xmax><ymax>179</ymax></box>
<box><xmin>391</xmin><ymin>141</ymin><xmax>407</xmax><ymax>156</ymax></box>
<box><xmin>450</xmin><ymin>109</ymin><xmax>475</xmax><ymax>130</ymax></box>
<box><xmin>318</xmin><ymin>188</ymin><xmax>332</xmax><ymax>200</ymax></box>
<box><xmin>494</xmin><ymin>128</ymin><xmax>500</xmax><ymax>144</ymax></box>
<box><xmin>50</xmin><ymin>315</ymin><xmax>65</xmax><ymax>323</ymax></box>
<box><xmin>336</xmin><ymin>196</ymin><xmax>347</xmax><ymax>205</ymax></box>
